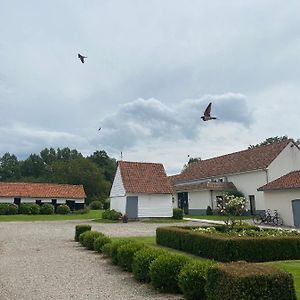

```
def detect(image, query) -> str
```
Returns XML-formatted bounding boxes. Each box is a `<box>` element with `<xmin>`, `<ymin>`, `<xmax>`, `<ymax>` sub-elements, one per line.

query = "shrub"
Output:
<box><xmin>80</xmin><ymin>231</ymin><xmax>104</xmax><ymax>250</ymax></box>
<box><xmin>0</xmin><ymin>203</ymin><xmax>18</xmax><ymax>215</ymax></box>
<box><xmin>40</xmin><ymin>203</ymin><xmax>54</xmax><ymax>215</ymax></box>
<box><xmin>206</xmin><ymin>262</ymin><xmax>296</xmax><ymax>300</ymax></box>
<box><xmin>117</xmin><ymin>242</ymin><xmax>145</xmax><ymax>271</ymax></box>
<box><xmin>102</xmin><ymin>242</ymin><xmax>112</xmax><ymax>257</ymax></box>
<box><xmin>206</xmin><ymin>206</ymin><xmax>213</xmax><ymax>215</ymax></box>
<box><xmin>132</xmin><ymin>247</ymin><xmax>167</xmax><ymax>283</ymax></box>
<box><xmin>72</xmin><ymin>207</ymin><xmax>90</xmax><ymax>215</ymax></box>
<box><xmin>56</xmin><ymin>204</ymin><xmax>71</xmax><ymax>215</ymax></box>
<box><xmin>110</xmin><ymin>239</ymin><xmax>134</xmax><ymax>265</ymax></box>
<box><xmin>93</xmin><ymin>235</ymin><xmax>111</xmax><ymax>253</ymax></box>
<box><xmin>178</xmin><ymin>260</ymin><xmax>215</xmax><ymax>300</ymax></box>
<box><xmin>103</xmin><ymin>199</ymin><xmax>110</xmax><ymax>210</ymax></box>
<box><xmin>156</xmin><ymin>226</ymin><xmax>300</xmax><ymax>262</ymax></box>
<box><xmin>149</xmin><ymin>253</ymin><xmax>190</xmax><ymax>293</ymax></box>
<box><xmin>89</xmin><ymin>200</ymin><xmax>102</xmax><ymax>210</ymax></box>
<box><xmin>173</xmin><ymin>208</ymin><xmax>183</xmax><ymax>220</ymax></box>
<box><xmin>102</xmin><ymin>209</ymin><xmax>122</xmax><ymax>220</ymax></box>
<box><xmin>75</xmin><ymin>224</ymin><xmax>91</xmax><ymax>241</ymax></box>
<box><xmin>19</xmin><ymin>203</ymin><xmax>39</xmax><ymax>215</ymax></box>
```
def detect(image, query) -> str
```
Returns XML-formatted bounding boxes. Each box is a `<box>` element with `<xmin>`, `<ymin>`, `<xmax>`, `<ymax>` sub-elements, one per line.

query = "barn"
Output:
<box><xmin>110</xmin><ymin>161</ymin><xmax>173</xmax><ymax>218</ymax></box>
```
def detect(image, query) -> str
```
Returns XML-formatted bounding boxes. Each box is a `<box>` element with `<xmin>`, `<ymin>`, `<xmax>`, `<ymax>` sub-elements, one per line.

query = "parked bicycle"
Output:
<box><xmin>253</xmin><ymin>209</ymin><xmax>283</xmax><ymax>226</ymax></box>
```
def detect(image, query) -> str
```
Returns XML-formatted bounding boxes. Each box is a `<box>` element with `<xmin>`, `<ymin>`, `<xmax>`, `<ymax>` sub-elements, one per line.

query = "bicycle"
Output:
<box><xmin>253</xmin><ymin>209</ymin><xmax>283</xmax><ymax>226</ymax></box>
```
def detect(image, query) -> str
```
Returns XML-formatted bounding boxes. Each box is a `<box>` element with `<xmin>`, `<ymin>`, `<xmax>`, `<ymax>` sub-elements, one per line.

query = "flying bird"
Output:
<box><xmin>78</xmin><ymin>53</ymin><xmax>87</xmax><ymax>63</ymax></box>
<box><xmin>201</xmin><ymin>102</ymin><xmax>218</xmax><ymax>121</ymax></box>
<box><xmin>98</xmin><ymin>127</ymin><xmax>101</xmax><ymax>131</ymax></box>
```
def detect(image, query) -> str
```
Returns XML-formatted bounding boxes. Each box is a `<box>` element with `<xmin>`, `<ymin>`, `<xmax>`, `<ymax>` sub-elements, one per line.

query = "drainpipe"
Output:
<box><xmin>210</xmin><ymin>190</ymin><xmax>213</xmax><ymax>210</ymax></box>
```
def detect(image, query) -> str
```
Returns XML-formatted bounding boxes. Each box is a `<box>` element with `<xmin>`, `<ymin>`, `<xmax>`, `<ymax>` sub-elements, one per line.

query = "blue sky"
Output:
<box><xmin>1</xmin><ymin>1</ymin><xmax>300</xmax><ymax>173</ymax></box>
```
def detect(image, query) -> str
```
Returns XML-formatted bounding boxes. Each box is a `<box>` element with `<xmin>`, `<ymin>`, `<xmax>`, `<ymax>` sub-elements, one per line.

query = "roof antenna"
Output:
<box><xmin>120</xmin><ymin>151</ymin><xmax>123</xmax><ymax>161</ymax></box>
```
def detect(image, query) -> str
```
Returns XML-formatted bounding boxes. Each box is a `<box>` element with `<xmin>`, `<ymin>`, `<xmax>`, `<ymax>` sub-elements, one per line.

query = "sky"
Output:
<box><xmin>1</xmin><ymin>0</ymin><xmax>300</xmax><ymax>174</ymax></box>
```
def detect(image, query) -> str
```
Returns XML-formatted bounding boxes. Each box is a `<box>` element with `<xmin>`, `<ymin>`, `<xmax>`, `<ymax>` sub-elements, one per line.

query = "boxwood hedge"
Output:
<box><xmin>75</xmin><ymin>224</ymin><xmax>91</xmax><ymax>241</ymax></box>
<box><xmin>117</xmin><ymin>242</ymin><xmax>145</xmax><ymax>271</ymax></box>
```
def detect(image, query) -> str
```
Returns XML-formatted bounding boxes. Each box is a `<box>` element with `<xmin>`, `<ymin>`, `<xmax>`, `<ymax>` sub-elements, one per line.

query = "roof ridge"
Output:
<box><xmin>0</xmin><ymin>182</ymin><xmax>83</xmax><ymax>187</ymax></box>
<box><xmin>118</xmin><ymin>160</ymin><xmax>163</xmax><ymax>165</ymax></box>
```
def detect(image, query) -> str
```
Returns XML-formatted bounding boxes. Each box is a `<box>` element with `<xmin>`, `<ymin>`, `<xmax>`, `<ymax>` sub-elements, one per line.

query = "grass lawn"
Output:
<box><xmin>141</xmin><ymin>218</ymin><xmax>188</xmax><ymax>224</ymax></box>
<box><xmin>185</xmin><ymin>214</ymin><xmax>253</xmax><ymax>221</ymax></box>
<box><xmin>0</xmin><ymin>210</ymin><xmax>103</xmax><ymax>222</ymax></box>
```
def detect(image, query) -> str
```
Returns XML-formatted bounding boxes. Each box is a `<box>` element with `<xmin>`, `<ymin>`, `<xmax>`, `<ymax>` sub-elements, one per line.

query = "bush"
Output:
<box><xmin>89</xmin><ymin>200</ymin><xmax>102</xmax><ymax>210</ymax></box>
<box><xmin>75</xmin><ymin>224</ymin><xmax>91</xmax><ymax>241</ymax></box>
<box><xmin>103</xmin><ymin>199</ymin><xmax>110</xmax><ymax>210</ymax></box>
<box><xmin>206</xmin><ymin>206</ymin><xmax>213</xmax><ymax>215</ymax></box>
<box><xmin>117</xmin><ymin>242</ymin><xmax>145</xmax><ymax>271</ymax></box>
<box><xmin>149</xmin><ymin>253</ymin><xmax>190</xmax><ymax>293</ymax></box>
<box><xmin>93</xmin><ymin>235</ymin><xmax>111</xmax><ymax>253</ymax></box>
<box><xmin>132</xmin><ymin>247</ymin><xmax>167</xmax><ymax>283</ymax></box>
<box><xmin>110</xmin><ymin>239</ymin><xmax>134</xmax><ymax>265</ymax></box>
<box><xmin>80</xmin><ymin>231</ymin><xmax>104</xmax><ymax>250</ymax></box>
<box><xmin>102</xmin><ymin>242</ymin><xmax>112</xmax><ymax>257</ymax></box>
<box><xmin>19</xmin><ymin>203</ymin><xmax>40</xmax><ymax>215</ymax></box>
<box><xmin>156</xmin><ymin>226</ymin><xmax>300</xmax><ymax>262</ymax></box>
<box><xmin>56</xmin><ymin>204</ymin><xmax>71</xmax><ymax>215</ymax></box>
<box><xmin>0</xmin><ymin>203</ymin><xmax>18</xmax><ymax>215</ymax></box>
<box><xmin>206</xmin><ymin>262</ymin><xmax>296</xmax><ymax>300</ymax></box>
<box><xmin>178</xmin><ymin>260</ymin><xmax>215</xmax><ymax>300</ymax></box>
<box><xmin>173</xmin><ymin>208</ymin><xmax>183</xmax><ymax>220</ymax></box>
<box><xmin>72</xmin><ymin>207</ymin><xmax>90</xmax><ymax>215</ymax></box>
<box><xmin>40</xmin><ymin>203</ymin><xmax>54</xmax><ymax>215</ymax></box>
<box><xmin>102</xmin><ymin>209</ymin><xmax>122</xmax><ymax>220</ymax></box>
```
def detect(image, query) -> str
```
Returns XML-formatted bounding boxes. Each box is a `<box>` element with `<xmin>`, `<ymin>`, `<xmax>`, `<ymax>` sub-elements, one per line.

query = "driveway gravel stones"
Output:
<box><xmin>0</xmin><ymin>220</ymin><xmax>197</xmax><ymax>300</ymax></box>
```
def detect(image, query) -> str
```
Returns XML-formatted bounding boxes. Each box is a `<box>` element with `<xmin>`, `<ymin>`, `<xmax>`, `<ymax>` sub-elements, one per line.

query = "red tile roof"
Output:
<box><xmin>0</xmin><ymin>182</ymin><xmax>86</xmax><ymax>198</ymax></box>
<box><xmin>175</xmin><ymin>181</ymin><xmax>237</xmax><ymax>192</ymax></box>
<box><xmin>118</xmin><ymin>161</ymin><xmax>173</xmax><ymax>194</ymax></box>
<box><xmin>258</xmin><ymin>171</ymin><xmax>300</xmax><ymax>191</ymax></box>
<box><xmin>174</xmin><ymin>140</ymin><xmax>292</xmax><ymax>183</ymax></box>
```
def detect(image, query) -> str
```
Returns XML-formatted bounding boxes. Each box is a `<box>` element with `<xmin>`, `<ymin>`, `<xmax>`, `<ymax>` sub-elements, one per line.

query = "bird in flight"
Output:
<box><xmin>98</xmin><ymin>127</ymin><xmax>101</xmax><ymax>131</ymax></box>
<box><xmin>78</xmin><ymin>53</ymin><xmax>87</xmax><ymax>64</ymax></box>
<box><xmin>201</xmin><ymin>102</ymin><xmax>218</xmax><ymax>121</ymax></box>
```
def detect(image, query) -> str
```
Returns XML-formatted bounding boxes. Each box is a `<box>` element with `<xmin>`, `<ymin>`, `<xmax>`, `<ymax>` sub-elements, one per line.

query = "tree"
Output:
<box><xmin>0</xmin><ymin>153</ymin><xmax>21</xmax><ymax>181</ymax></box>
<box><xmin>248</xmin><ymin>136</ymin><xmax>300</xmax><ymax>149</ymax></box>
<box><xmin>20</xmin><ymin>154</ymin><xmax>46</xmax><ymax>178</ymax></box>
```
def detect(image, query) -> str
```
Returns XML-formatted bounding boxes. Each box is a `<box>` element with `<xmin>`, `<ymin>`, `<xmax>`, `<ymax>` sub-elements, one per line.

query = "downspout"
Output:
<box><xmin>210</xmin><ymin>190</ymin><xmax>213</xmax><ymax>210</ymax></box>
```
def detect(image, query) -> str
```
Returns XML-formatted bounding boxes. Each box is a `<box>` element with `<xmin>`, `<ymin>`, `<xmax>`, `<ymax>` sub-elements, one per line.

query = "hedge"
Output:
<box><xmin>117</xmin><ymin>242</ymin><xmax>145</xmax><ymax>271</ymax></box>
<box><xmin>206</xmin><ymin>262</ymin><xmax>297</xmax><ymax>300</ymax></box>
<box><xmin>19</xmin><ymin>203</ymin><xmax>40</xmax><ymax>215</ymax></box>
<box><xmin>40</xmin><ymin>203</ymin><xmax>55</xmax><ymax>215</ymax></box>
<box><xmin>132</xmin><ymin>247</ymin><xmax>168</xmax><ymax>283</ymax></box>
<box><xmin>80</xmin><ymin>231</ymin><xmax>104</xmax><ymax>250</ymax></box>
<box><xmin>75</xmin><ymin>224</ymin><xmax>91</xmax><ymax>241</ymax></box>
<box><xmin>102</xmin><ymin>242</ymin><xmax>112</xmax><ymax>257</ymax></box>
<box><xmin>94</xmin><ymin>235</ymin><xmax>111</xmax><ymax>253</ymax></box>
<box><xmin>56</xmin><ymin>204</ymin><xmax>71</xmax><ymax>215</ymax></box>
<box><xmin>0</xmin><ymin>203</ymin><xmax>18</xmax><ymax>215</ymax></box>
<box><xmin>156</xmin><ymin>226</ymin><xmax>300</xmax><ymax>262</ymax></box>
<box><xmin>173</xmin><ymin>208</ymin><xmax>183</xmax><ymax>220</ymax></box>
<box><xmin>102</xmin><ymin>209</ymin><xmax>122</xmax><ymax>220</ymax></box>
<box><xmin>110</xmin><ymin>239</ymin><xmax>134</xmax><ymax>265</ymax></box>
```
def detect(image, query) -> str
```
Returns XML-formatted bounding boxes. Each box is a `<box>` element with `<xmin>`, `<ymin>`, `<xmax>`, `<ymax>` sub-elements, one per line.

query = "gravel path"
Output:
<box><xmin>0</xmin><ymin>220</ymin><xmax>197</xmax><ymax>300</ymax></box>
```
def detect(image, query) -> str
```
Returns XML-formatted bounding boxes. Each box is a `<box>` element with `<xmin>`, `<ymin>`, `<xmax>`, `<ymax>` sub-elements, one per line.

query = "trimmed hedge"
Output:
<box><xmin>110</xmin><ymin>239</ymin><xmax>134</xmax><ymax>265</ymax></box>
<box><xmin>206</xmin><ymin>262</ymin><xmax>297</xmax><ymax>300</ymax></box>
<box><xmin>132</xmin><ymin>247</ymin><xmax>167</xmax><ymax>283</ymax></box>
<box><xmin>0</xmin><ymin>203</ymin><xmax>18</xmax><ymax>215</ymax></box>
<box><xmin>149</xmin><ymin>253</ymin><xmax>191</xmax><ymax>293</ymax></box>
<box><xmin>80</xmin><ymin>231</ymin><xmax>104</xmax><ymax>250</ymax></box>
<box><xmin>56</xmin><ymin>204</ymin><xmax>71</xmax><ymax>215</ymax></box>
<box><xmin>156</xmin><ymin>226</ymin><xmax>300</xmax><ymax>262</ymax></box>
<box><xmin>75</xmin><ymin>224</ymin><xmax>91</xmax><ymax>241</ymax></box>
<box><xmin>173</xmin><ymin>208</ymin><xmax>183</xmax><ymax>220</ymax></box>
<box><xmin>102</xmin><ymin>209</ymin><xmax>122</xmax><ymax>220</ymax></box>
<box><xmin>117</xmin><ymin>242</ymin><xmax>145</xmax><ymax>271</ymax></box>
<box><xmin>178</xmin><ymin>260</ymin><xmax>215</xmax><ymax>300</ymax></box>
<box><xmin>40</xmin><ymin>203</ymin><xmax>55</xmax><ymax>215</ymax></box>
<box><xmin>94</xmin><ymin>235</ymin><xmax>111</xmax><ymax>253</ymax></box>
<box><xmin>102</xmin><ymin>242</ymin><xmax>112</xmax><ymax>257</ymax></box>
<box><xmin>19</xmin><ymin>203</ymin><xmax>40</xmax><ymax>215</ymax></box>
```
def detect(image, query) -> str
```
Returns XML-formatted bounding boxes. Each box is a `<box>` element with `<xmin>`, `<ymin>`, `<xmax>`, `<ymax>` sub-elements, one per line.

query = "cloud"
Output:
<box><xmin>94</xmin><ymin>93</ymin><xmax>253</xmax><ymax>151</ymax></box>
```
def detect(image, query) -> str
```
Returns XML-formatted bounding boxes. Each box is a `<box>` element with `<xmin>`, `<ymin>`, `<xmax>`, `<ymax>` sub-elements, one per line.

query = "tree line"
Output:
<box><xmin>0</xmin><ymin>148</ymin><xmax>117</xmax><ymax>204</ymax></box>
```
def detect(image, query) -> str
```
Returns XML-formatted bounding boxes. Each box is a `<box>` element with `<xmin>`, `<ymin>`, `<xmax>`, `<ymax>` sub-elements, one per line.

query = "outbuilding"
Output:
<box><xmin>110</xmin><ymin>161</ymin><xmax>173</xmax><ymax>218</ymax></box>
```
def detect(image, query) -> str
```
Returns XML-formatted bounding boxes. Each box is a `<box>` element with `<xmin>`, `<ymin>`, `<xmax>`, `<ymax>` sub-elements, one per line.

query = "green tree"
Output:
<box><xmin>248</xmin><ymin>136</ymin><xmax>298</xmax><ymax>149</ymax></box>
<box><xmin>20</xmin><ymin>154</ymin><xmax>46</xmax><ymax>178</ymax></box>
<box><xmin>0</xmin><ymin>153</ymin><xmax>21</xmax><ymax>181</ymax></box>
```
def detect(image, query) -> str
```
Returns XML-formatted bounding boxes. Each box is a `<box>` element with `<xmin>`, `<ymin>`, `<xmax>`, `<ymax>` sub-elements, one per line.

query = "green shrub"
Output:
<box><xmin>156</xmin><ymin>226</ymin><xmax>300</xmax><ymax>262</ymax></box>
<box><xmin>178</xmin><ymin>260</ymin><xmax>215</xmax><ymax>300</ymax></box>
<box><xmin>117</xmin><ymin>242</ymin><xmax>145</xmax><ymax>271</ymax></box>
<box><xmin>206</xmin><ymin>206</ymin><xmax>213</xmax><ymax>215</ymax></box>
<box><xmin>206</xmin><ymin>262</ymin><xmax>296</xmax><ymax>300</ymax></box>
<box><xmin>173</xmin><ymin>208</ymin><xmax>183</xmax><ymax>220</ymax></box>
<box><xmin>102</xmin><ymin>242</ymin><xmax>112</xmax><ymax>257</ymax></box>
<box><xmin>89</xmin><ymin>200</ymin><xmax>102</xmax><ymax>210</ymax></box>
<box><xmin>132</xmin><ymin>247</ymin><xmax>167</xmax><ymax>283</ymax></box>
<box><xmin>0</xmin><ymin>203</ymin><xmax>18</xmax><ymax>215</ymax></box>
<box><xmin>93</xmin><ymin>235</ymin><xmax>111</xmax><ymax>253</ymax></box>
<box><xmin>18</xmin><ymin>203</ymin><xmax>40</xmax><ymax>215</ymax></box>
<box><xmin>40</xmin><ymin>203</ymin><xmax>54</xmax><ymax>215</ymax></box>
<box><xmin>110</xmin><ymin>239</ymin><xmax>134</xmax><ymax>265</ymax></box>
<box><xmin>102</xmin><ymin>209</ymin><xmax>122</xmax><ymax>220</ymax></box>
<box><xmin>56</xmin><ymin>204</ymin><xmax>71</xmax><ymax>215</ymax></box>
<box><xmin>149</xmin><ymin>253</ymin><xmax>190</xmax><ymax>293</ymax></box>
<box><xmin>75</xmin><ymin>224</ymin><xmax>91</xmax><ymax>241</ymax></box>
<box><xmin>72</xmin><ymin>207</ymin><xmax>90</xmax><ymax>214</ymax></box>
<box><xmin>80</xmin><ymin>231</ymin><xmax>104</xmax><ymax>250</ymax></box>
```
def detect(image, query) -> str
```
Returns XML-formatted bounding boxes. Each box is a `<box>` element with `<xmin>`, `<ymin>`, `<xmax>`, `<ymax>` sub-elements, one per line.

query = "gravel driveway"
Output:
<box><xmin>0</xmin><ymin>220</ymin><xmax>197</xmax><ymax>300</ymax></box>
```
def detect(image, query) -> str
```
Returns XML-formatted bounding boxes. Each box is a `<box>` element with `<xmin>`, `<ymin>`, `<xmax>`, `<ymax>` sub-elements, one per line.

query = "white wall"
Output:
<box><xmin>268</xmin><ymin>142</ymin><xmax>300</xmax><ymax>182</ymax></box>
<box><xmin>227</xmin><ymin>170</ymin><xmax>267</xmax><ymax>211</ymax></box>
<box><xmin>137</xmin><ymin>194</ymin><xmax>172</xmax><ymax>217</ymax></box>
<box><xmin>110</xmin><ymin>196</ymin><xmax>126</xmax><ymax>214</ymax></box>
<box><xmin>188</xmin><ymin>190</ymin><xmax>211</xmax><ymax>210</ymax></box>
<box><xmin>263</xmin><ymin>189</ymin><xmax>300</xmax><ymax>227</ymax></box>
<box><xmin>0</xmin><ymin>197</ymin><xmax>84</xmax><ymax>204</ymax></box>
<box><xmin>110</xmin><ymin>166</ymin><xmax>125</xmax><ymax>197</ymax></box>
<box><xmin>0</xmin><ymin>197</ymin><xmax>13</xmax><ymax>203</ymax></box>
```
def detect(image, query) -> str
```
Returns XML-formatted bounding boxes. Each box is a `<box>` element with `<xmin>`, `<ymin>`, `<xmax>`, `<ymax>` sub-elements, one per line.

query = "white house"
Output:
<box><xmin>0</xmin><ymin>182</ymin><xmax>86</xmax><ymax>210</ymax></box>
<box><xmin>110</xmin><ymin>161</ymin><xmax>173</xmax><ymax>218</ymax></box>
<box><xmin>170</xmin><ymin>139</ymin><xmax>300</xmax><ymax>218</ymax></box>
<box><xmin>258</xmin><ymin>170</ymin><xmax>300</xmax><ymax>227</ymax></box>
